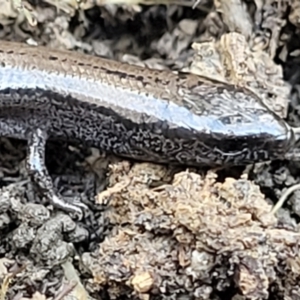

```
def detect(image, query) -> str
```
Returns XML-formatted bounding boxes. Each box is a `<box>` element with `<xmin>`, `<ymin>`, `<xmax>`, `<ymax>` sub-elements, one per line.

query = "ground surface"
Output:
<box><xmin>1</xmin><ymin>0</ymin><xmax>300</xmax><ymax>299</ymax></box>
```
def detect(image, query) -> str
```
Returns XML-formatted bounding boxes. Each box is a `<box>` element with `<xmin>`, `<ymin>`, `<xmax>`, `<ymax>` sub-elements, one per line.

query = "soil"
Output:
<box><xmin>1</xmin><ymin>0</ymin><xmax>300</xmax><ymax>299</ymax></box>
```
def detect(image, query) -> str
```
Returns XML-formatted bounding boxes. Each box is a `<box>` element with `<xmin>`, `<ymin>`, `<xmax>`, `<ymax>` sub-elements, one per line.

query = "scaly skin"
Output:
<box><xmin>0</xmin><ymin>41</ymin><xmax>295</xmax><ymax>218</ymax></box>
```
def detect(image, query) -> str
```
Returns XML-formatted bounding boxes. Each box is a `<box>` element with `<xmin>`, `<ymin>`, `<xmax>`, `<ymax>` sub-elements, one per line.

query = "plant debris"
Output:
<box><xmin>1</xmin><ymin>0</ymin><xmax>300</xmax><ymax>299</ymax></box>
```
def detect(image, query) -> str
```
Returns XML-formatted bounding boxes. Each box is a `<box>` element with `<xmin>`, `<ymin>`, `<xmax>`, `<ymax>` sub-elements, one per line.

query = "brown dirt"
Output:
<box><xmin>1</xmin><ymin>0</ymin><xmax>300</xmax><ymax>299</ymax></box>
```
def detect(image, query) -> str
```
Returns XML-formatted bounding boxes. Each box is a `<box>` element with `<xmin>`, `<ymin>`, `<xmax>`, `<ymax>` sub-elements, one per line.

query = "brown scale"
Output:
<box><xmin>0</xmin><ymin>40</ymin><xmax>299</xmax><ymax>218</ymax></box>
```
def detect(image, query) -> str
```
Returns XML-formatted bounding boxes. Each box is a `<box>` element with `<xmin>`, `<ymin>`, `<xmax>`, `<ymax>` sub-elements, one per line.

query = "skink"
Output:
<box><xmin>0</xmin><ymin>40</ymin><xmax>297</xmax><ymax>218</ymax></box>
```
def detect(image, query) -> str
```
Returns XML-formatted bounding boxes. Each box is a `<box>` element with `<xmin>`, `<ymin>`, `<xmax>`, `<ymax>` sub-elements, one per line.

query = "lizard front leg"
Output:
<box><xmin>26</xmin><ymin>128</ymin><xmax>87</xmax><ymax>219</ymax></box>
<box><xmin>0</xmin><ymin>117</ymin><xmax>88</xmax><ymax>219</ymax></box>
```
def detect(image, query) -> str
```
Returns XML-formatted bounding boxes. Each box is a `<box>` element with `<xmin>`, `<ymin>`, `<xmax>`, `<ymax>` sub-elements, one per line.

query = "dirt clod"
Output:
<box><xmin>1</xmin><ymin>0</ymin><xmax>300</xmax><ymax>299</ymax></box>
